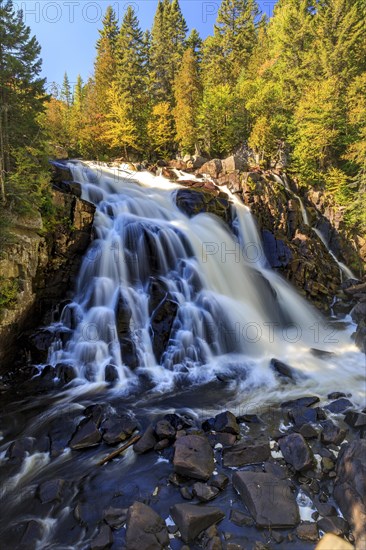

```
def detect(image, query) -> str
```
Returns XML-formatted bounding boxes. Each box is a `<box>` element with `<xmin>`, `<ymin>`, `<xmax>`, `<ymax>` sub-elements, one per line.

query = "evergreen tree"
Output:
<box><xmin>174</xmin><ymin>47</ymin><xmax>202</xmax><ymax>153</ymax></box>
<box><xmin>94</xmin><ymin>6</ymin><xmax>119</xmax><ymax>114</ymax></box>
<box><xmin>202</xmin><ymin>0</ymin><xmax>260</xmax><ymax>87</ymax></box>
<box><xmin>0</xmin><ymin>0</ymin><xmax>46</xmax><ymax>205</ymax></box>
<box><xmin>149</xmin><ymin>0</ymin><xmax>187</xmax><ymax>103</ymax></box>
<box><xmin>115</xmin><ymin>6</ymin><xmax>148</xmax><ymax>151</ymax></box>
<box><xmin>60</xmin><ymin>72</ymin><xmax>72</xmax><ymax>106</ymax></box>
<box><xmin>186</xmin><ymin>29</ymin><xmax>203</xmax><ymax>62</ymax></box>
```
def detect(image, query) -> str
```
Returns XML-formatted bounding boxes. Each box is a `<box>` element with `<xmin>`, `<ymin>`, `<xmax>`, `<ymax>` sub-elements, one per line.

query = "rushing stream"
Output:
<box><xmin>0</xmin><ymin>161</ymin><xmax>364</xmax><ymax>549</ymax></box>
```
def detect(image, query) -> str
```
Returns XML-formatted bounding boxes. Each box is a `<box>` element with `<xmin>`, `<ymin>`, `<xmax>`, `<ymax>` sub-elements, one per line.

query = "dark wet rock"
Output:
<box><xmin>213</xmin><ymin>411</ymin><xmax>239</xmax><ymax>435</ymax></box>
<box><xmin>38</xmin><ymin>479</ymin><xmax>64</xmax><ymax>503</ymax></box>
<box><xmin>313</xmin><ymin>498</ymin><xmax>337</xmax><ymax>517</ymax></box>
<box><xmin>233</xmin><ymin>471</ymin><xmax>300</xmax><ymax>528</ymax></box>
<box><xmin>192</xmin><ymin>482</ymin><xmax>220</xmax><ymax>502</ymax></box>
<box><xmin>180</xmin><ymin>486</ymin><xmax>193</xmax><ymax>500</ymax></box>
<box><xmin>270</xmin><ymin>358</ymin><xmax>296</xmax><ymax>381</ymax></box>
<box><xmin>328</xmin><ymin>392</ymin><xmax>348</xmax><ymax>400</ymax></box>
<box><xmin>202</xmin><ymin>417</ymin><xmax>215</xmax><ymax>431</ymax></box>
<box><xmin>173</xmin><ymin>435</ymin><xmax>214</xmax><ymax>481</ymax></box>
<box><xmin>150</xmin><ymin>295</ymin><xmax>178</xmax><ymax>364</ymax></box>
<box><xmin>281</xmin><ymin>396</ymin><xmax>320</xmax><ymax>409</ymax></box>
<box><xmin>20</xmin><ymin>520</ymin><xmax>43</xmax><ymax>547</ymax></box>
<box><xmin>27</xmin><ymin>329</ymin><xmax>56</xmax><ymax>363</ymax></box>
<box><xmin>351</xmin><ymin>301</ymin><xmax>366</xmax><ymax>324</ymax></box>
<box><xmin>175</xmin><ymin>188</ymin><xmax>232</xmax><ymax>225</ymax></box>
<box><xmin>91</xmin><ymin>523</ymin><xmax>113</xmax><ymax>550</ymax></box>
<box><xmin>317</xmin><ymin>517</ymin><xmax>348</xmax><ymax>536</ymax></box>
<box><xmin>279</xmin><ymin>433</ymin><xmax>314</xmax><ymax>471</ymax></box>
<box><xmin>133</xmin><ymin>424</ymin><xmax>157</xmax><ymax>454</ymax></box>
<box><xmin>69</xmin><ymin>418</ymin><xmax>101</xmax><ymax>450</ymax></box>
<box><xmin>125</xmin><ymin>502</ymin><xmax>169</xmax><ymax>549</ymax></box>
<box><xmin>334</xmin><ymin>439</ymin><xmax>366</xmax><ymax>546</ymax></box>
<box><xmin>298</xmin><ymin>424</ymin><xmax>318</xmax><ymax>439</ymax></box>
<box><xmin>320</xmin><ymin>420</ymin><xmax>346</xmax><ymax>446</ymax></box>
<box><xmin>101</xmin><ymin>414</ymin><xmax>138</xmax><ymax>445</ymax></box>
<box><xmin>208</xmin><ymin>433</ymin><xmax>237</xmax><ymax>447</ymax></box>
<box><xmin>83</xmin><ymin>404</ymin><xmax>108</xmax><ymax>427</ymax></box>
<box><xmin>103</xmin><ymin>506</ymin><xmax>128</xmax><ymax>529</ymax></box>
<box><xmin>222</xmin><ymin>441</ymin><xmax>270</xmax><ymax>467</ymax></box>
<box><xmin>229</xmin><ymin>508</ymin><xmax>254</xmax><ymax>527</ymax></box>
<box><xmin>325</xmin><ymin>398</ymin><xmax>353</xmax><ymax>414</ymax></box>
<box><xmin>289</xmin><ymin>406</ymin><xmax>318</xmax><ymax>426</ymax></box>
<box><xmin>121</xmin><ymin>337</ymin><xmax>139</xmax><ymax>370</ymax></box>
<box><xmin>155</xmin><ymin>419</ymin><xmax>176</xmax><ymax>440</ymax></box>
<box><xmin>155</xmin><ymin>439</ymin><xmax>170</xmax><ymax>451</ymax></box>
<box><xmin>170</xmin><ymin>503</ymin><xmax>225</xmax><ymax>543</ymax></box>
<box><xmin>210</xmin><ymin>474</ymin><xmax>229</xmax><ymax>491</ymax></box>
<box><xmin>116</xmin><ymin>295</ymin><xmax>139</xmax><ymax>369</ymax></box>
<box><xmin>315</xmin><ymin>407</ymin><xmax>328</xmax><ymax>421</ymax></box>
<box><xmin>296</xmin><ymin>522</ymin><xmax>318</xmax><ymax>541</ymax></box>
<box><xmin>104</xmin><ymin>364</ymin><xmax>119</xmax><ymax>383</ymax></box>
<box><xmin>263</xmin><ymin>461</ymin><xmax>287</xmax><ymax>479</ymax></box>
<box><xmin>56</xmin><ymin>363</ymin><xmax>77</xmax><ymax>384</ymax></box>
<box><xmin>164</xmin><ymin>413</ymin><xmax>194</xmax><ymax>430</ymax></box>
<box><xmin>6</xmin><ymin>437</ymin><xmax>36</xmax><ymax>461</ymax></box>
<box><xmin>344</xmin><ymin>410</ymin><xmax>366</xmax><ymax>429</ymax></box>
<box><xmin>262</xmin><ymin>231</ymin><xmax>292</xmax><ymax>269</ymax></box>
<box><xmin>236</xmin><ymin>413</ymin><xmax>261</xmax><ymax>424</ymax></box>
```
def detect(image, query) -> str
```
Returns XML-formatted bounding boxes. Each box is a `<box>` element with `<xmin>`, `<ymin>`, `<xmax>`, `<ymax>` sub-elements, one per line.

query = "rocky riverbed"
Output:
<box><xmin>0</xmin><ymin>364</ymin><xmax>365</xmax><ymax>549</ymax></box>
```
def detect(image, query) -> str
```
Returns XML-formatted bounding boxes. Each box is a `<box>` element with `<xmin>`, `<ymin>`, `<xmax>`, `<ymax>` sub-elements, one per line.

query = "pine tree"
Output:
<box><xmin>94</xmin><ymin>6</ymin><xmax>119</xmax><ymax>114</ymax></box>
<box><xmin>186</xmin><ymin>29</ymin><xmax>203</xmax><ymax>62</ymax></box>
<box><xmin>149</xmin><ymin>0</ymin><xmax>187</xmax><ymax>104</ymax></box>
<box><xmin>61</xmin><ymin>72</ymin><xmax>72</xmax><ymax>106</ymax></box>
<box><xmin>115</xmin><ymin>6</ymin><xmax>148</xmax><ymax>151</ymax></box>
<box><xmin>202</xmin><ymin>0</ymin><xmax>260</xmax><ymax>87</ymax></box>
<box><xmin>0</xmin><ymin>0</ymin><xmax>46</xmax><ymax>204</ymax></box>
<box><xmin>174</xmin><ymin>47</ymin><xmax>202</xmax><ymax>153</ymax></box>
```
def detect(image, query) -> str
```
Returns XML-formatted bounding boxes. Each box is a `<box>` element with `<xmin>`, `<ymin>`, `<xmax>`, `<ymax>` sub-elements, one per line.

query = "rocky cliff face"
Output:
<box><xmin>167</xmin><ymin>155</ymin><xmax>364</xmax><ymax>311</ymax></box>
<box><xmin>0</xmin><ymin>165</ymin><xmax>95</xmax><ymax>371</ymax></box>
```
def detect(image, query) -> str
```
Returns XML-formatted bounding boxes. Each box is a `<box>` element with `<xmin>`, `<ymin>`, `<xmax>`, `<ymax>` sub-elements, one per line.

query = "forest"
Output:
<box><xmin>1</xmin><ymin>0</ymin><xmax>366</xmax><ymax>234</ymax></box>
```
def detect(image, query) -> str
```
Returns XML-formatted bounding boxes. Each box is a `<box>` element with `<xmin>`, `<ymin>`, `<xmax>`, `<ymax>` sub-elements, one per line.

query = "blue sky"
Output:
<box><xmin>17</xmin><ymin>0</ymin><xmax>276</xmax><ymax>89</ymax></box>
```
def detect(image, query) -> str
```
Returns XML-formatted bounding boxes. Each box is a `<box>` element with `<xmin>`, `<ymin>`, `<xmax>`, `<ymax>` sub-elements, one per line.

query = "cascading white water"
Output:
<box><xmin>48</xmin><ymin>161</ymin><xmax>364</xmax><ymax>403</ymax></box>
<box><xmin>275</xmin><ymin>173</ymin><xmax>355</xmax><ymax>280</ymax></box>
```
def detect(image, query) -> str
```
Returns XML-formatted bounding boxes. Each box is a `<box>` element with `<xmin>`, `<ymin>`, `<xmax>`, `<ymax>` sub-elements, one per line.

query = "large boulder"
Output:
<box><xmin>173</xmin><ymin>435</ymin><xmax>215</xmax><ymax>480</ymax></box>
<box><xmin>175</xmin><ymin>188</ymin><xmax>232</xmax><ymax>225</ymax></box>
<box><xmin>69</xmin><ymin>418</ymin><xmax>101</xmax><ymax>450</ymax></box>
<box><xmin>196</xmin><ymin>159</ymin><xmax>223</xmax><ymax>179</ymax></box>
<box><xmin>222</xmin><ymin>441</ymin><xmax>270</xmax><ymax>468</ymax></box>
<box><xmin>221</xmin><ymin>155</ymin><xmax>248</xmax><ymax>174</ymax></box>
<box><xmin>334</xmin><ymin>439</ymin><xmax>366</xmax><ymax>548</ymax></box>
<box><xmin>170</xmin><ymin>503</ymin><xmax>224</xmax><ymax>543</ymax></box>
<box><xmin>278</xmin><ymin>433</ymin><xmax>314</xmax><ymax>471</ymax></box>
<box><xmin>125</xmin><ymin>502</ymin><xmax>169</xmax><ymax>549</ymax></box>
<box><xmin>233</xmin><ymin>471</ymin><xmax>300</xmax><ymax>528</ymax></box>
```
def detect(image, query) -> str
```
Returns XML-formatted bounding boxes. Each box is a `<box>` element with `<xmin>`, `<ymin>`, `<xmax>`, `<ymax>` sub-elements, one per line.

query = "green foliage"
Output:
<box><xmin>174</xmin><ymin>47</ymin><xmax>202</xmax><ymax>154</ymax></box>
<box><xmin>0</xmin><ymin>276</ymin><xmax>19</xmax><ymax>312</ymax></box>
<box><xmin>198</xmin><ymin>84</ymin><xmax>246</xmax><ymax>157</ymax></box>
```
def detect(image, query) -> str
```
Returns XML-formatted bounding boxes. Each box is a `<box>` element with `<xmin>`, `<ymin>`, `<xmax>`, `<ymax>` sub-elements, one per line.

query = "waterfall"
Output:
<box><xmin>47</xmin><ymin>161</ymin><xmax>363</xmax><ymax>400</ymax></box>
<box><xmin>275</xmin><ymin>173</ymin><xmax>355</xmax><ymax>280</ymax></box>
